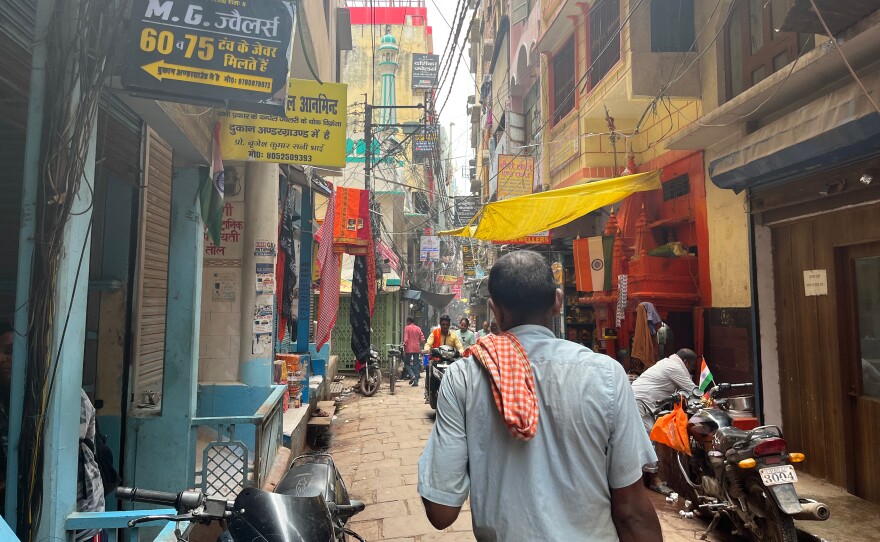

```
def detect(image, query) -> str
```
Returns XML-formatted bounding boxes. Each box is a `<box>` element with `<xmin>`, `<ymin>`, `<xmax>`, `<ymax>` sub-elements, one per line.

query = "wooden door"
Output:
<box><xmin>837</xmin><ymin>241</ymin><xmax>880</xmax><ymax>503</ymax></box>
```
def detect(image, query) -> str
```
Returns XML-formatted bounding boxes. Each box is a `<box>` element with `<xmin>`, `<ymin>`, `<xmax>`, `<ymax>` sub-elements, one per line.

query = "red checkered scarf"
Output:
<box><xmin>467</xmin><ymin>332</ymin><xmax>539</xmax><ymax>441</ymax></box>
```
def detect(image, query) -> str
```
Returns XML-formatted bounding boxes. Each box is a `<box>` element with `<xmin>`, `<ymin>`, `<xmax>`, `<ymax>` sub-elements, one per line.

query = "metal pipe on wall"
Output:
<box><xmin>747</xmin><ymin>190</ymin><xmax>765</xmax><ymax>424</ymax></box>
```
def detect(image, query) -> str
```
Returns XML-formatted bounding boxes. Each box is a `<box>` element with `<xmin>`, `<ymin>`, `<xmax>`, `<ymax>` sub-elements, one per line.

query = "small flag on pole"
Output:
<box><xmin>200</xmin><ymin>121</ymin><xmax>225</xmax><ymax>247</ymax></box>
<box><xmin>699</xmin><ymin>358</ymin><xmax>714</xmax><ymax>393</ymax></box>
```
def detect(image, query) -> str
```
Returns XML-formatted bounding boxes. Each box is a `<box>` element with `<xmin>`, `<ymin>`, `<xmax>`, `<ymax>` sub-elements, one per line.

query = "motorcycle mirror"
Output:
<box><xmin>692</xmin><ymin>386</ymin><xmax>702</xmax><ymax>397</ymax></box>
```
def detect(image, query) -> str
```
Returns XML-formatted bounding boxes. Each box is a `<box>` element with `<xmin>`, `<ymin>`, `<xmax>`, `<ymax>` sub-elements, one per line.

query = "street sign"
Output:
<box><xmin>454</xmin><ymin>195</ymin><xmax>480</xmax><ymax>228</ymax></box>
<box><xmin>412</xmin><ymin>125</ymin><xmax>439</xmax><ymax>164</ymax></box>
<box><xmin>497</xmin><ymin>154</ymin><xmax>534</xmax><ymax>200</ymax></box>
<box><xmin>411</xmin><ymin>53</ymin><xmax>439</xmax><ymax>89</ymax></box>
<box><xmin>217</xmin><ymin>78</ymin><xmax>348</xmax><ymax>168</ymax></box>
<box><xmin>124</xmin><ymin>0</ymin><xmax>295</xmax><ymax>109</ymax></box>
<box><xmin>462</xmin><ymin>244</ymin><xmax>475</xmax><ymax>277</ymax></box>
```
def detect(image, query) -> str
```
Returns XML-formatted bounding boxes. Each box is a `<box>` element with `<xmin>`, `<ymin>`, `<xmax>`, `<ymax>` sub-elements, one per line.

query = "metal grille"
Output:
<box><xmin>333</xmin><ymin>293</ymin><xmax>393</xmax><ymax>371</ymax></box>
<box><xmin>589</xmin><ymin>0</ymin><xmax>621</xmax><ymax>88</ymax></box>
<box><xmin>662</xmin><ymin>174</ymin><xmax>691</xmax><ymax>201</ymax></box>
<box><xmin>201</xmin><ymin>440</ymin><xmax>249</xmax><ymax>499</ymax></box>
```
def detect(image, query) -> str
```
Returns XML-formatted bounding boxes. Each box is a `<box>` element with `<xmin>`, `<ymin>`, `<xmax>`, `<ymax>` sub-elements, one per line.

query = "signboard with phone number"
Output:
<box><xmin>124</xmin><ymin>0</ymin><xmax>295</xmax><ymax>108</ymax></box>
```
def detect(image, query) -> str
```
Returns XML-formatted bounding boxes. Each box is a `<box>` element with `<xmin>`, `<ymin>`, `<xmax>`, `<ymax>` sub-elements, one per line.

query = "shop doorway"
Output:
<box><xmin>664</xmin><ymin>311</ymin><xmax>694</xmax><ymax>358</ymax></box>
<box><xmin>837</xmin><ymin>241</ymin><xmax>880</xmax><ymax>503</ymax></box>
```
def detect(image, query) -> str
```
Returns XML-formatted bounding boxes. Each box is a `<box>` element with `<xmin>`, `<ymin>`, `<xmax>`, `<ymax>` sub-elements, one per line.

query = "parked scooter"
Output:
<box><xmin>653</xmin><ymin>383</ymin><xmax>830</xmax><ymax>542</ymax></box>
<box><xmin>426</xmin><ymin>345</ymin><xmax>459</xmax><ymax>409</ymax></box>
<box><xmin>119</xmin><ymin>453</ymin><xmax>367</xmax><ymax>541</ymax></box>
<box><xmin>358</xmin><ymin>345</ymin><xmax>382</xmax><ymax>397</ymax></box>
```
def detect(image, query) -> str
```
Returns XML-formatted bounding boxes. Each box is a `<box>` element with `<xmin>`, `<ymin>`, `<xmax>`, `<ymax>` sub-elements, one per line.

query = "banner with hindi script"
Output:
<box><xmin>217</xmin><ymin>78</ymin><xmax>348</xmax><ymax>167</ymax></box>
<box><xmin>123</xmin><ymin>0</ymin><xmax>295</xmax><ymax>110</ymax></box>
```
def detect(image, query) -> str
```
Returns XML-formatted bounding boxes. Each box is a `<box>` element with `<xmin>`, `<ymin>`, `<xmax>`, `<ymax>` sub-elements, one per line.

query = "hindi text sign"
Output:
<box><xmin>411</xmin><ymin>53</ymin><xmax>439</xmax><ymax>89</ymax></box>
<box><xmin>454</xmin><ymin>195</ymin><xmax>480</xmax><ymax>228</ymax></box>
<box><xmin>803</xmin><ymin>269</ymin><xmax>828</xmax><ymax>296</ymax></box>
<box><xmin>419</xmin><ymin>235</ymin><xmax>440</xmax><ymax>262</ymax></box>
<box><xmin>217</xmin><ymin>79</ymin><xmax>347</xmax><ymax>167</ymax></box>
<box><xmin>462</xmin><ymin>244</ymin><xmax>475</xmax><ymax>277</ymax></box>
<box><xmin>497</xmin><ymin>154</ymin><xmax>534</xmax><ymax>200</ymax></box>
<box><xmin>124</xmin><ymin>0</ymin><xmax>294</xmax><ymax>108</ymax></box>
<box><xmin>412</xmin><ymin>125</ymin><xmax>439</xmax><ymax>164</ymax></box>
<box><xmin>204</xmin><ymin>202</ymin><xmax>244</xmax><ymax>260</ymax></box>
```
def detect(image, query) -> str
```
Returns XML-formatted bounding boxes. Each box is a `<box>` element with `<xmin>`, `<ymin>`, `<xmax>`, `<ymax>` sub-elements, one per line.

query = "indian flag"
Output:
<box><xmin>699</xmin><ymin>358</ymin><xmax>714</xmax><ymax>392</ymax></box>
<box><xmin>199</xmin><ymin>121</ymin><xmax>225</xmax><ymax>247</ymax></box>
<box><xmin>573</xmin><ymin>235</ymin><xmax>614</xmax><ymax>292</ymax></box>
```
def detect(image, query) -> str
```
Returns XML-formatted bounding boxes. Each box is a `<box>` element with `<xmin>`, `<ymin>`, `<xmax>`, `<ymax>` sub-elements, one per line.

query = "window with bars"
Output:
<box><xmin>551</xmin><ymin>36</ymin><xmax>576</xmax><ymax>125</ymax></box>
<box><xmin>724</xmin><ymin>0</ymin><xmax>813</xmax><ymax>102</ymax></box>
<box><xmin>588</xmin><ymin>0</ymin><xmax>620</xmax><ymax>90</ymax></box>
<box><xmin>662</xmin><ymin>174</ymin><xmax>690</xmax><ymax>201</ymax></box>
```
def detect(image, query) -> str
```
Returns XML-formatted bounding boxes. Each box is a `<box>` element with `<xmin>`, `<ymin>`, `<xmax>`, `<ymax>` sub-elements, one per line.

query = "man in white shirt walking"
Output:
<box><xmin>418</xmin><ymin>250</ymin><xmax>661</xmax><ymax>541</ymax></box>
<box><xmin>631</xmin><ymin>348</ymin><xmax>698</xmax><ymax>494</ymax></box>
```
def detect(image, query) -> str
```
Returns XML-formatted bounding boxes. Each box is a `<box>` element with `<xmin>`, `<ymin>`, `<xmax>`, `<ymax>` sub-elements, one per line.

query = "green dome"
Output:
<box><xmin>378</xmin><ymin>33</ymin><xmax>399</xmax><ymax>52</ymax></box>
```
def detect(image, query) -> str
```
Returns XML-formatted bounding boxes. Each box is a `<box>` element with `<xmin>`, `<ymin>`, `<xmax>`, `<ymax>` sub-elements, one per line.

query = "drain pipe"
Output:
<box><xmin>746</xmin><ymin>191</ymin><xmax>764</xmax><ymax>425</ymax></box>
<box><xmin>5</xmin><ymin>0</ymin><xmax>55</xmax><ymax>525</ymax></box>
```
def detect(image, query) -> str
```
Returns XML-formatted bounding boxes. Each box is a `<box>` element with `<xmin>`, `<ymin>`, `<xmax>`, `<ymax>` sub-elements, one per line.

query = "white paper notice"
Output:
<box><xmin>803</xmin><ymin>269</ymin><xmax>828</xmax><ymax>296</ymax></box>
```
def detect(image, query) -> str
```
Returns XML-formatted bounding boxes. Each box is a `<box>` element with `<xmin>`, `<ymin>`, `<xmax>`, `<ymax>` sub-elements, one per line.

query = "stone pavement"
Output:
<box><xmin>327</xmin><ymin>377</ymin><xmax>472</xmax><ymax>541</ymax></box>
<box><xmin>323</xmin><ymin>376</ymin><xmax>746</xmax><ymax>541</ymax></box>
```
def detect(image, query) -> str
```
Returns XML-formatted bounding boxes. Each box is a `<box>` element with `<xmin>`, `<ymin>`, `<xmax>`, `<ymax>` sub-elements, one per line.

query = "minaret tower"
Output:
<box><xmin>377</xmin><ymin>25</ymin><xmax>399</xmax><ymax>128</ymax></box>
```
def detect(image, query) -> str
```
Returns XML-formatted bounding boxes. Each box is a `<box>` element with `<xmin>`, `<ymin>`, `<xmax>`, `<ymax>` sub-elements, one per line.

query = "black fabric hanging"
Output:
<box><xmin>279</xmin><ymin>185</ymin><xmax>299</xmax><ymax>341</ymax></box>
<box><xmin>350</xmin><ymin>254</ymin><xmax>371</xmax><ymax>370</ymax></box>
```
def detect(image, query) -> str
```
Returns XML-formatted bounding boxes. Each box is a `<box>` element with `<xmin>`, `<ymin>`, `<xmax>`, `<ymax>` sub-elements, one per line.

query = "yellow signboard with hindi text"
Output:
<box><xmin>217</xmin><ymin>78</ymin><xmax>348</xmax><ymax>168</ymax></box>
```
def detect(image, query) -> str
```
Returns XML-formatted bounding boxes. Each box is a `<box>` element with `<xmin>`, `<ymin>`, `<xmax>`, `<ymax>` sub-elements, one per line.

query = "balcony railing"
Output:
<box><xmin>191</xmin><ymin>385</ymin><xmax>286</xmax><ymax>498</ymax></box>
<box><xmin>65</xmin><ymin>510</ymin><xmax>178</xmax><ymax>542</ymax></box>
<box><xmin>58</xmin><ymin>386</ymin><xmax>285</xmax><ymax>542</ymax></box>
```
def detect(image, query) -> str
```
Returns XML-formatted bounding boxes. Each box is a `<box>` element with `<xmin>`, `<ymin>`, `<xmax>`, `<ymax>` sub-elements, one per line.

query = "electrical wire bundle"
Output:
<box><xmin>16</xmin><ymin>0</ymin><xmax>127</xmax><ymax>539</ymax></box>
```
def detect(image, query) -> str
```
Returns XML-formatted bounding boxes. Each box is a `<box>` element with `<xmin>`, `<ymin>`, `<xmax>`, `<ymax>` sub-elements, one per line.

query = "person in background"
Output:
<box><xmin>489</xmin><ymin>320</ymin><xmax>500</xmax><ymax>335</ymax></box>
<box><xmin>630</xmin><ymin>348</ymin><xmax>698</xmax><ymax>495</ymax></box>
<box><xmin>422</xmin><ymin>314</ymin><xmax>464</xmax><ymax>353</ymax></box>
<box><xmin>458</xmin><ymin>317</ymin><xmax>476</xmax><ymax>349</ymax></box>
<box><xmin>423</xmin><ymin>315</ymin><xmax>464</xmax><ymax>405</ymax></box>
<box><xmin>403</xmin><ymin>317</ymin><xmax>425</xmax><ymax>387</ymax></box>
<box><xmin>77</xmin><ymin>390</ymin><xmax>105</xmax><ymax>541</ymax></box>
<box><xmin>477</xmin><ymin>321</ymin><xmax>491</xmax><ymax>339</ymax></box>
<box><xmin>418</xmin><ymin>251</ymin><xmax>661</xmax><ymax>541</ymax></box>
<box><xmin>657</xmin><ymin>321</ymin><xmax>674</xmax><ymax>358</ymax></box>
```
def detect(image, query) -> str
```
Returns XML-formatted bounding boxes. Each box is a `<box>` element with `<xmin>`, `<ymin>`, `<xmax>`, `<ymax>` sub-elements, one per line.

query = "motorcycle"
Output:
<box><xmin>119</xmin><ymin>453</ymin><xmax>367</xmax><ymax>541</ymax></box>
<box><xmin>653</xmin><ymin>383</ymin><xmax>830</xmax><ymax>542</ymax></box>
<box><xmin>426</xmin><ymin>345</ymin><xmax>459</xmax><ymax>410</ymax></box>
<box><xmin>358</xmin><ymin>345</ymin><xmax>382</xmax><ymax>397</ymax></box>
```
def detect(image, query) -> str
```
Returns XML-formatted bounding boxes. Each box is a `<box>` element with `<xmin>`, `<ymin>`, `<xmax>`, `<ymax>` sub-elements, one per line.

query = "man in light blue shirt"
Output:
<box><xmin>418</xmin><ymin>250</ymin><xmax>661</xmax><ymax>541</ymax></box>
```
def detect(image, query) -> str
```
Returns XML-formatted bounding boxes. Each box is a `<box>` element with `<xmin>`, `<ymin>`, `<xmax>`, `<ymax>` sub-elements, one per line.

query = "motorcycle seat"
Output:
<box><xmin>714</xmin><ymin>426</ymin><xmax>749</xmax><ymax>452</ymax></box>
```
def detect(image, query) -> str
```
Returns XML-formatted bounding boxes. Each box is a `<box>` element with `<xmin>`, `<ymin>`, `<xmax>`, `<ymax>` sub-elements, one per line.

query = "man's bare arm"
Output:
<box><xmin>610</xmin><ymin>481</ymin><xmax>662</xmax><ymax>542</ymax></box>
<box><xmin>422</xmin><ymin>498</ymin><xmax>461</xmax><ymax>530</ymax></box>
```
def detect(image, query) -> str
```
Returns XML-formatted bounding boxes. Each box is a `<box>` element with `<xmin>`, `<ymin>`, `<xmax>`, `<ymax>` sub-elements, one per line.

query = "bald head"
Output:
<box><xmin>489</xmin><ymin>250</ymin><xmax>559</xmax><ymax>327</ymax></box>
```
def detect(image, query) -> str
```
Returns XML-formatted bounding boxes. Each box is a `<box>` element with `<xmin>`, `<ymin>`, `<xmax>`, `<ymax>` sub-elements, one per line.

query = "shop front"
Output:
<box><xmin>747</xmin><ymin>154</ymin><xmax>880</xmax><ymax>504</ymax></box>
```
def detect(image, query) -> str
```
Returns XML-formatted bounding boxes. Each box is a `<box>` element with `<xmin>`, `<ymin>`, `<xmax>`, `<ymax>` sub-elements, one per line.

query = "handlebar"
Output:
<box><xmin>117</xmin><ymin>487</ymin><xmax>205</xmax><ymax>511</ymax></box>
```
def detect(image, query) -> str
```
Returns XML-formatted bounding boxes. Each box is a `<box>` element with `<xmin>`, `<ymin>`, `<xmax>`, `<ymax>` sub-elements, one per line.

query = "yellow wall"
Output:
<box><xmin>695</xmin><ymin>0</ymin><xmax>751</xmax><ymax>307</ymax></box>
<box><xmin>704</xmin><ymin>174</ymin><xmax>751</xmax><ymax>306</ymax></box>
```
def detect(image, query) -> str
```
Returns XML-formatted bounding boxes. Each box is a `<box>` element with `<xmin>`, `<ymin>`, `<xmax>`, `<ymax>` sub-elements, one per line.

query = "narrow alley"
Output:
<box><xmin>323</xmin><ymin>378</ymin><xmax>743</xmax><ymax>542</ymax></box>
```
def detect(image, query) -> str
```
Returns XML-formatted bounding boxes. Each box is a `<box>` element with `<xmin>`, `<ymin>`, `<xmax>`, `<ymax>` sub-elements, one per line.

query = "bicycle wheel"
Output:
<box><xmin>390</xmin><ymin>360</ymin><xmax>397</xmax><ymax>395</ymax></box>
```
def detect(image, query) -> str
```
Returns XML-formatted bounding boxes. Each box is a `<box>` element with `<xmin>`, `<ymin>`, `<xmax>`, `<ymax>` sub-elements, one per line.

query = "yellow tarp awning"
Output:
<box><xmin>439</xmin><ymin>171</ymin><xmax>662</xmax><ymax>241</ymax></box>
